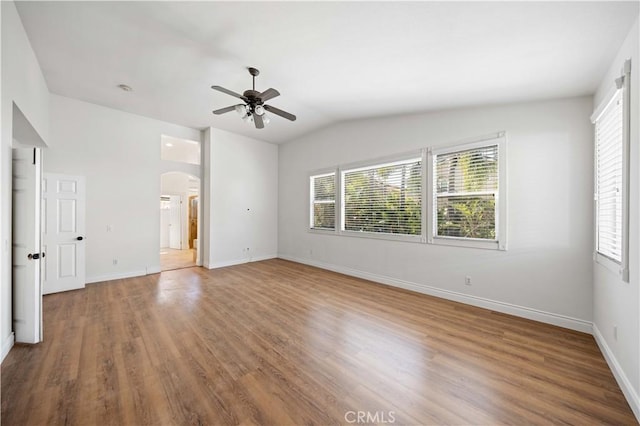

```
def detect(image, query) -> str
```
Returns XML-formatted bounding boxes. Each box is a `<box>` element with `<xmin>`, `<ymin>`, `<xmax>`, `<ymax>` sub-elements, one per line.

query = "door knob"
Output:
<box><xmin>76</xmin><ymin>236</ymin><xmax>84</xmax><ymax>241</ymax></box>
<box><xmin>27</xmin><ymin>253</ymin><xmax>40</xmax><ymax>260</ymax></box>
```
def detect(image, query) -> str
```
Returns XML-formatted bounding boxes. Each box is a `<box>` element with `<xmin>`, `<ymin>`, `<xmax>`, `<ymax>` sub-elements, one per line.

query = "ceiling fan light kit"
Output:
<box><xmin>212</xmin><ymin>67</ymin><xmax>296</xmax><ymax>129</ymax></box>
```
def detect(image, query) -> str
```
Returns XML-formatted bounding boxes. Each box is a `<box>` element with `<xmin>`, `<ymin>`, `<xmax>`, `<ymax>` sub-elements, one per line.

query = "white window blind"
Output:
<box><xmin>434</xmin><ymin>144</ymin><xmax>498</xmax><ymax>240</ymax></box>
<box><xmin>595</xmin><ymin>90</ymin><xmax>623</xmax><ymax>263</ymax></box>
<box><xmin>310</xmin><ymin>173</ymin><xmax>336</xmax><ymax>230</ymax></box>
<box><xmin>342</xmin><ymin>158</ymin><xmax>422</xmax><ymax>236</ymax></box>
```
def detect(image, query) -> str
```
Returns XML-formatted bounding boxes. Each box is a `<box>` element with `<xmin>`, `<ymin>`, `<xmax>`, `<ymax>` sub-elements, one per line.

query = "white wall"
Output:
<box><xmin>592</xmin><ymin>16</ymin><xmax>640</xmax><ymax>418</ymax></box>
<box><xmin>203</xmin><ymin>127</ymin><xmax>278</xmax><ymax>268</ymax></box>
<box><xmin>45</xmin><ymin>94</ymin><xmax>201</xmax><ymax>283</ymax></box>
<box><xmin>1</xmin><ymin>1</ymin><xmax>50</xmax><ymax>360</ymax></box>
<box><xmin>279</xmin><ymin>96</ymin><xmax>594</xmax><ymax>331</ymax></box>
<box><xmin>161</xmin><ymin>135</ymin><xmax>201</xmax><ymax>165</ymax></box>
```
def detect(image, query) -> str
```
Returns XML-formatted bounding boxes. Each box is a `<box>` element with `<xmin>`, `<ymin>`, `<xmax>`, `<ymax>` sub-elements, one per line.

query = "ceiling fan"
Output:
<box><xmin>211</xmin><ymin>67</ymin><xmax>297</xmax><ymax>129</ymax></box>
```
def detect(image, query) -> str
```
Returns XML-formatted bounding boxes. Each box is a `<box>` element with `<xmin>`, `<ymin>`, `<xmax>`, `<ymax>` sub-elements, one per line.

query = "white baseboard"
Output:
<box><xmin>2</xmin><ymin>332</ymin><xmax>15</xmax><ymax>362</ymax></box>
<box><xmin>207</xmin><ymin>254</ymin><xmax>278</xmax><ymax>270</ymax></box>
<box><xmin>86</xmin><ymin>269</ymin><xmax>147</xmax><ymax>284</ymax></box>
<box><xmin>593</xmin><ymin>324</ymin><xmax>640</xmax><ymax>421</ymax></box>
<box><xmin>146</xmin><ymin>265</ymin><xmax>161</xmax><ymax>275</ymax></box>
<box><xmin>278</xmin><ymin>255</ymin><xmax>592</xmax><ymax>333</ymax></box>
<box><xmin>252</xmin><ymin>254</ymin><xmax>278</xmax><ymax>262</ymax></box>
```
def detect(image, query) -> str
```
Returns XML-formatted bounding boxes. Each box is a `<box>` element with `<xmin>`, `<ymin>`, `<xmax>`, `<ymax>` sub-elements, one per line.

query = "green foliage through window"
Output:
<box><xmin>343</xmin><ymin>159</ymin><xmax>422</xmax><ymax>235</ymax></box>
<box><xmin>311</xmin><ymin>174</ymin><xmax>335</xmax><ymax>229</ymax></box>
<box><xmin>435</xmin><ymin>145</ymin><xmax>498</xmax><ymax>240</ymax></box>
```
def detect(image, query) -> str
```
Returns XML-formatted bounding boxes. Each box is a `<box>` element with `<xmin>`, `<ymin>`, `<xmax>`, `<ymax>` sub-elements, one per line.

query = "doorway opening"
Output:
<box><xmin>10</xmin><ymin>102</ymin><xmax>48</xmax><ymax>345</ymax></box>
<box><xmin>160</xmin><ymin>172</ymin><xmax>200</xmax><ymax>271</ymax></box>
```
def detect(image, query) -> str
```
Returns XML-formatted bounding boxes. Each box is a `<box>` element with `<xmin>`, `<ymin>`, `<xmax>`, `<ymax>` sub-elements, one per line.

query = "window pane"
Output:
<box><xmin>436</xmin><ymin>145</ymin><xmax>498</xmax><ymax>194</ymax></box>
<box><xmin>596</xmin><ymin>92</ymin><xmax>623</xmax><ymax>262</ymax></box>
<box><xmin>313</xmin><ymin>202</ymin><xmax>335</xmax><ymax>229</ymax></box>
<box><xmin>314</xmin><ymin>174</ymin><xmax>335</xmax><ymax>201</ymax></box>
<box><xmin>343</xmin><ymin>159</ymin><xmax>422</xmax><ymax>235</ymax></box>
<box><xmin>434</xmin><ymin>144</ymin><xmax>499</xmax><ymax>241</ymax></box>
<box><xmin>437</xmin><ymin>195</ymin><xmax>495</xmax><ymax>239</ymax></box>
<box><xmin>311</xmin><ymin>173</ymin><xmax>336</xmax><ymax>230</ymax></box>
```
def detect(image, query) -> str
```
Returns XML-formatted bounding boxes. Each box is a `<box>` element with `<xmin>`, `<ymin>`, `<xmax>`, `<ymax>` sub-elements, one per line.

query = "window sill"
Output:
<box><xmin>594</xmin><ymin>252</ymin><xmax>627</xmax><ymax>281</ymax></box>
<box><xmin>337</xmin><ymin>230</ymin><xmax>422</xmax><ymax>243</ymax></box>
<box><xmin>429</xmin><ymin>236</ymin><xmax>505</xmax><ymax>251</ymax></box>
<box><xmin>308</xmin><ymin>228</ymin><xmax>337</xmax><ymax>235</ymax></box>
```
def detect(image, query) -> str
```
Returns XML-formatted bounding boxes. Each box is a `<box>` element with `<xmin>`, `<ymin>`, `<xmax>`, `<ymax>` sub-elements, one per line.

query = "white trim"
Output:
<box><xmin>146</xmin><ymin>265</ymin><xmax>161</xmax><ymax>275</ymax></box>
<box><xmin>594</xmin><ymin>252</ymin><xmax>625</xmax><ymax>278</ymax></box>
<box><xmin>430</xmin><ymin>132</ymin><xmax>507</xmax><ymax>250</ymax></box>
<box><xmin>2</xmin><ymin>333</ymin><xmax>15</xmax><ymax>362</ymax></box>
<box><xmin>86</xmin><ymin>269</ymin><xmax>148</xmax><ymax>284</ymax></box>
<box><xmin>431</xmin><ymin>236</ymin><xmax>500</xmax><ymax>250</ymax></box>
<box><xmin>308</xmin><ymin>228</ymin><xmax>336</xmax><ymax>235</ymax></box>
<box><xmin>592</xmin><ymin>59</ymin><xmax>631</xmax><ymax>283</ymax></box>
<box><xmin>206</xmin><ymin>254</ymin><xmax>277</xmax><ymax>270</ymax></box>
<box><xmin>339</xmin><ymin>152</ymin><xmax>423</xmax><ymax>240</ymax></box>
<box><xmin>591</xmin><ymin>87</ymin><xmax>620</xmax><ymax>123</ymax></box>
<box><xmin>593</xmin><ymin>324</ymin><xmax>640</xmax><ymax>421</ymax></box>
<box><xmin>430</xmin><ymin>131</ymin><xmax>506</xmax><ymax>154</ymax></box>
<box><xmin>309</xmin><ymin>170</ymin><xmax>337</xmax><ymax>232</ymax></box>
<box><xmin>338</xmin><ymin>149</ymin><xmax>423</xmax><ymax>173</ymax></box>
<box><xmin>278</xmin><ymin>255</ymin><xmax>592</xmax><ymax>333</ymax></box>
<box><xmin>620</xmin><ymin>59</ymin><xmax>631</xmax><ymax>283</ymax></box>
<box><xmin>339</xmin><ymin>230</ymin><xmax>422</xmax><ymax>243</ymax></box>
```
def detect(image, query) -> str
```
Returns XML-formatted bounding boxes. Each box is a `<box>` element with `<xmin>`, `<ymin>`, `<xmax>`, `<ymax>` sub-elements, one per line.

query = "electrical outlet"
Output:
<box><xmin>614</xmin><ymin>325</ymin><xmax>618</xmax><ymax>340</ymax></box>
<box><xmin>465</xmin><ymin>276</ymin><xmax>472</xmax><ymax>285</ymax></box>
<box><xmin>112</xmin><ymin>259</ymin><xmax>118</xmax><ymax>265</ymax></box>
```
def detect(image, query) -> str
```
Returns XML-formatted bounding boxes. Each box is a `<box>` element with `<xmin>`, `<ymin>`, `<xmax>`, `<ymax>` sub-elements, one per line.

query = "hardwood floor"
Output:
<box><xmin>160</xmin><ymin>248</ymin><xmax>196</xmax><ymax>271</ymax></box>
<box><xmin>2</xmin><ymin>259</ymin><xmax>636</xmax><ymax>425</ymax></box>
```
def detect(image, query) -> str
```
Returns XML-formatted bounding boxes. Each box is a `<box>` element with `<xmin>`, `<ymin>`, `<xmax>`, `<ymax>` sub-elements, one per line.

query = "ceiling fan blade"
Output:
<box><xmin>211</xmin><ymin>85</ymin><xmax>248</xmax><ymax>101</ymax></box>
<box><xmin>253</xmin><ymin>113</ymin><xmax>265</xmax><ymax>129</ymax></box>
<box><xmin>264</xmin><ymin>104</ymin><xmax>296</xmax><ymax>121</ymax></box>
<box><xmin>212</xmin><ymin>105</ymin><xmax>237</xmax><ymax>115</ymax></box>
<box><xmin>259</xmin><ymin>88</ymin><xmax>280</xmax><ymax>102</ymax></box>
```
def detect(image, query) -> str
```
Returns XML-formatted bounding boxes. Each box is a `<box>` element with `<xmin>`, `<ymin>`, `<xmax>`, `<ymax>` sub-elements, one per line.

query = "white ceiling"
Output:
<box><xmin>15</xmin><ymin>1</ymin><xmax>639</xmax><ymax>144</ymax></box>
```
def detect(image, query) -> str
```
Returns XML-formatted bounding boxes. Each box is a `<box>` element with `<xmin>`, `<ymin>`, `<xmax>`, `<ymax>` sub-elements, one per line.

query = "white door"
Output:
<box><xmin>168</xmin><ymin>195</ymin><xmax>181</xmax><ymax>249</ymax></box>
<box><xmin>42</xmin><ymin>173</ymin><xmax>86</xmax><ymax>295</ymax></box>
<box><xmin>160</xmin><ymin>206</ymin><xmax>170</xmax><ymax>248</ymax></box>
<box><xmin>12</xmin><ymin>147</ymin><xmax>42</xmax><ymax>344</ymax></box>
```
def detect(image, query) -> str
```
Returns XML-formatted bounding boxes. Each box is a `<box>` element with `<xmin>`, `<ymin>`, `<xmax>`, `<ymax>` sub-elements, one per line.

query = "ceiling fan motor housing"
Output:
<box><xmin>242</xmin><ymin>90</ymin><xmax>265</xmax><ymax>115</ymax></box>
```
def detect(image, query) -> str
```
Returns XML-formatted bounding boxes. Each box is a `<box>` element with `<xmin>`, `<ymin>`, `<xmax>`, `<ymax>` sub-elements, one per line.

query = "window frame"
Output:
<box><xmin>591</xmin><ymin>59</ymin><xmax>631</xmax><ymax>281</ymax></box>
<box><xmin>427</xmin><ymin>133</ymin><xmax>507</xmax><ymax>251</ymax></box>
<box><xmin>306</xmin><ymin>134</ymin><xmax>508</xmax><ymax>251</ymax></box>
<box><xmin>309</xmin><ymin>170</ymin><xmax>337</xmax><ymax>234</ymax></box>
<box><xmin>339</xmin><ymin>151</ymin><xmax>424</xmax><ymax>243</ymax></box>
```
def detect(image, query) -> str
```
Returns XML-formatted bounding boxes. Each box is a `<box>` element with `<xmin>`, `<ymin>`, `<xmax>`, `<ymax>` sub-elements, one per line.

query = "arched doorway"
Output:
<box><xmin>160</xmin><ymin>171</ymin><xmax>200</xmax><ymax>271</ymax></box>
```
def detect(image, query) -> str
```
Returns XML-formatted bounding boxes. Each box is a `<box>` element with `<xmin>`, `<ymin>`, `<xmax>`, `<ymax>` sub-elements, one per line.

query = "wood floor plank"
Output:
<box><xmin>1</xmin><ymin>259</ymin><xmax>637</xmax><ymax>425</ymax></box>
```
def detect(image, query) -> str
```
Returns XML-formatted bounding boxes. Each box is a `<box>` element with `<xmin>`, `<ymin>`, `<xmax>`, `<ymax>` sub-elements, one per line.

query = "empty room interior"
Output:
<box><xmin>2</xmin><ymin>1</ymin><xmax>640</xmax><ymax>424</ymax></box>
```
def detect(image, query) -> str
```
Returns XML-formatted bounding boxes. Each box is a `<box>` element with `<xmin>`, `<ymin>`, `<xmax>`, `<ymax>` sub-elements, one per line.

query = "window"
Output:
<box><xmin>310</xmin><ymin>173</ymin><xmax>336</xmax><ymax>230</ymax></box>
<box><xmin>591</xmin><ymin>59</ymin><xmax>630</xmax><ymax>281</ymax></box>
<box><xmin>307</xmin><ymin>133</ymin><xmax>506</xmax><ymax>250</ymax></box>
<box><xmin>594</xmin><ymin>90</ymin><xmax>623</xmax><ymax>263</ymax></box>
<box><xmin>430</xmin><ymin>135</ymin><xmax>506</xmax><ymax>250</ymax></box>
<box><xmin>341</xmin><ymin>157</ymin><xmax>422</xmax><ymax>237</ymax></box>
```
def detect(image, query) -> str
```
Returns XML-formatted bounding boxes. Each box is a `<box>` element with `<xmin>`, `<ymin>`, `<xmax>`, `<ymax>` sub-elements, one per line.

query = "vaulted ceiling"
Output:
<box><xmin>15</xmin><ymin>1</ymin><xmax>639</xmax><ymax>143</ymax></box>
